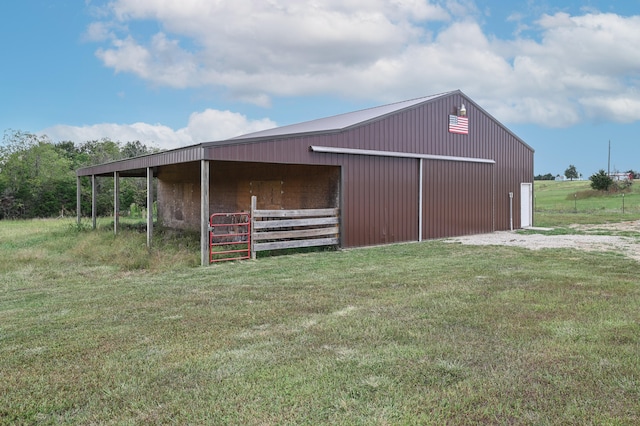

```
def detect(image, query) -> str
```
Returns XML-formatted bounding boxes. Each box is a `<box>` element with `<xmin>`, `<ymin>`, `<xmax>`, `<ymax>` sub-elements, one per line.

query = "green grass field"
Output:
<box><xmin>534</xmin><ymin>179</ymin><xmax>640</xmax><ymax>227</ymax></box>
<box><xmin>1</xmin><ymin>182</ymin><xmax>639</xmax><ymax>424</ymax></box>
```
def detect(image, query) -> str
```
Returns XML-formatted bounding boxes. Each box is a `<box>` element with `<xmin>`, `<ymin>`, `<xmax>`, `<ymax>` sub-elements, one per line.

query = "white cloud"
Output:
<box><xmin>83</xmin><ymin>22</ymin><xmax>114</xmax><ymax>42</ymax></box>
<box><xmin>580</xmin><ymin>93</ymin><xmax>640</xmax><ymax>123</ymax></box>
<box><xmin>182</xmin><ymin>109</ymin><xmax>277</xmax><ymax>143</ymax></box>
<box><xmin>493</xmin><ymin>12</ymin><xmax>640</xmax><ymax>125</ymax></box>
<box><xmin>87</xmin><ymin>1</ymin><xmax>640</xmax><ymax>127</ymax></box>
<box><xmin>40</xmin><ymin>109</ymin><xmax>277</xmax><ymax>150</ymax></box>
<box><xmin>92</xmin><ymin>0</ymin><xmax>450</xmax><ymax>95</ymax></box>
<box><xmin>537</xmin><ymin>13</ymin><xmax>640</xmax><ymax>74</ymax></box>
<box><xmin>96</xmin><ymin>36</ymin><xmax>152</xmax><ymax>78</ymax></box>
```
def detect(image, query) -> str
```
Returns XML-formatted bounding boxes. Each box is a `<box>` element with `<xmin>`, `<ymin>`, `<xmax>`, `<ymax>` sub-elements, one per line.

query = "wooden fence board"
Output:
<box><xmin>253</xmin><ymin>208</ymin><xmax>338</xmax><ymax>218</ymax></box>
<box><xmin>253</xmin><ymin>216</ymin><xmax>339</xmax><ymax>230</ymax></box>
<box><xmin>252</xmin><ymin>226</ymin><xmax>339</xmax><ymax>241</ymax></box>
<box><xmin>254</xmin><ymin>237</ymin><xmax>339</xmax><ymax>252</ymax></box>
<box><xmin>250</xmin><ymin>196</ymin><xmax>340</xmax><ymax>259</ymax></box>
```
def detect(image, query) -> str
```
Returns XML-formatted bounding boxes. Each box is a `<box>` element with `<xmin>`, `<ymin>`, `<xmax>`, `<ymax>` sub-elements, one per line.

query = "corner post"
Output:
<box><xmin>76</xmin><ymin>176</ymin><xmax>82</xmax><ymax>225</ymax></box>
<box><xmin>114</xmin><ymin>171</ymin><xmax>120</xmax><ymax>235</ymax></box>
<box><xmin>91</xmin><ymin>175</ymin><xmax>97</xmax><ymax>229</ymax></box>
<box><xmin>200</xmin><ymin>159</ymin><xmax>210</xmax><ymax>266</ymax></box>
<box><xmin>250</xmin><ymin>195</ymin><xmax>257</xmax><ymax>260</ymax></box>
<box><xmin>147</xmin><ymin>167</ymin><xmax>154</xmax><ymax>247</ymax></box>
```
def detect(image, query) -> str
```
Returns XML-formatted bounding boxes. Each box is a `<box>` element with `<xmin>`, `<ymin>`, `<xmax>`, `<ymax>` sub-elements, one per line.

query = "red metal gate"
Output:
<box><xmin>209</xmin><ymin>212</ymin><xmax>251</xmax><ymax>263</ymax></box>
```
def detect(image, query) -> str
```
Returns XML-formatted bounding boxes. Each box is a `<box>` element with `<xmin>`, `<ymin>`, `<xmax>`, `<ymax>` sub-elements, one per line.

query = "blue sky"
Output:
<box><xmin>1</xmin><ymin>0</ymin><xmax>640</xmax><ymax>177</ymax></box>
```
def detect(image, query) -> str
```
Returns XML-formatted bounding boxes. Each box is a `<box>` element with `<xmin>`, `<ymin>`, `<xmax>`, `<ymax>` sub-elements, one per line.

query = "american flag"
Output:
<box><xmin>449</xmin><ymin>115</ymin><xmax>468</xmax><ymax>134</ymax></box>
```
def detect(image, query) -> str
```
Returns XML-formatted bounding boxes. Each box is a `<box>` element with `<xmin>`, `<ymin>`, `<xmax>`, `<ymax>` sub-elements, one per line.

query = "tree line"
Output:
<box><xmin>534</xmin><ymin>163</ymin><xmax>638</xmax><ymax>192</ymax></box>
<box><xmin>535</xmin><ymin>164</ymin><xmax>639</xmax><ymax>183</ymax></box>
<box><xmin>0</xmin><ymin>130</ymin><xmax>159</xmax><ymax>220</ymax></box>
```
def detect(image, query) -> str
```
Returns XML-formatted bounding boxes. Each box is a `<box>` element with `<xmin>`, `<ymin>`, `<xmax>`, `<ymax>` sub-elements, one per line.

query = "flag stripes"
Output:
<box><xmin>449</xmin><ymin>115</ymin><xmax>468</xmax><ymax>134</ymax></box>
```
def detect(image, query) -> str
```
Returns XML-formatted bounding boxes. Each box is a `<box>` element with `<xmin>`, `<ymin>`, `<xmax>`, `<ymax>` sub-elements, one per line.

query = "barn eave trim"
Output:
<box><xmin>309</xmin><ymin>146</ymin><xmax>496</xmax><ymax>164</ymax></box>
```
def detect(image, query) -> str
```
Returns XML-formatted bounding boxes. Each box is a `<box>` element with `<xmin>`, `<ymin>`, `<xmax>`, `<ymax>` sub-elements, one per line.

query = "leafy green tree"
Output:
<box><xmin>0</xmin><ymin>131</ymin><xmax>74</xmax><ymax>218</ymax></box>
<box><xmin>1</xmin><ymin>130</ymin><xmax>161</xmax><ymax>219</ymax></box>
<box><xmin>122</xmin><ymin>140</ymin><xmax>159</xmax><ymax>158</ymax></box>
<box><xmin>564</xmin><ymin>165</ymin><xmax>578</xmax><ymax>181</ymax></box>
<box><xmin>119</xmin><ymin>141</ymin><xmax>159</xmax><ymax>213</ymax></box>
<box><xmin>54</xmin><ymin>140</ymin><xmax>91</xmax><ymax>169</ymax></box>
<box><xmin>74</xmin><ymin>139</ymin><xmax>159</xmax><ymax>216</ymax></box>
<box><xmin>78</xmin><ymin>139</ymin><xmax>122</xmax><ymax>166</ymax></box>
<box><xmin>534</xmin><ymin>173</ymin><xmax>555</xmax><ymax>181</ymax></box>
<box><xmin>589</xmin><ymin>169</ymin><xmax>613</xmax><ymax>191</ymax></box>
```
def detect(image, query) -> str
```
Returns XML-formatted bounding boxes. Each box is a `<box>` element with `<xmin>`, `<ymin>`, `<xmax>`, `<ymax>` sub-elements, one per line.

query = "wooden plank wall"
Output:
<box><xmin>250</xmin><ymin>196</ymin><xmax>339</xmax><ymax>259</ymax></box>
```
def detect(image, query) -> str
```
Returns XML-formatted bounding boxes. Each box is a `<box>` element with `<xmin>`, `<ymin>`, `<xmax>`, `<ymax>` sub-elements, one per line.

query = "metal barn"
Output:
<box><xmin>76</xmin><ymin>90</ymin><xmax>534</xmax><ymax>265</ymax></box>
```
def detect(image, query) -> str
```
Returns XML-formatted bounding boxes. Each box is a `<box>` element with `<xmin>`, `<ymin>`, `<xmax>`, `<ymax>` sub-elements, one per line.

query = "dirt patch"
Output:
<box><xmin>445</xmin><ymin>221</ymin><xmax>640</xmax><ymax>262</ymax></box>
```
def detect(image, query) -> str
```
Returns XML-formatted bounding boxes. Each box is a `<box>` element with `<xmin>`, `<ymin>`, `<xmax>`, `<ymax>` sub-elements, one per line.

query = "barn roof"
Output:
<box><xmin>77</xmin><ymin>89</ymin><xmax>531</xmax><ymax>178</ymax></box>
<box><xmin>214</xmin><ymin>91</ymin><xmax>454</xmax><ymax>144</ymax></box>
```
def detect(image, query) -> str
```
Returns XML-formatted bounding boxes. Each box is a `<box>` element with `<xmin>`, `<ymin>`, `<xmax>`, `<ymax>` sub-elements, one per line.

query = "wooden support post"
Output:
<box><xmin>114</xmin><ymin>171</ymin><xmax>120</xmax><ymax>235</ymax></box>
<box><xmin>91</xmin><ymin>175</ymin><xmax>97</xmax><ymax>229</ymax></box>
<box><xmin>147</xmin><ymin>167</ymin><xmax>153</xmax><ymax>247</ymax></box>
<box><xmin>250</xmin><ymin>195</ymin><xmax>257</xmax><ymax>260</ymax></box>
<box><xmin>76</xmin><ymin>176</ymin><xmax>82</xmax><ymax>225</ymax></box>
<box><xmin>200</xmin><ymin>159</ymin><xmax>210</xmax><ymax>266</ymax></box>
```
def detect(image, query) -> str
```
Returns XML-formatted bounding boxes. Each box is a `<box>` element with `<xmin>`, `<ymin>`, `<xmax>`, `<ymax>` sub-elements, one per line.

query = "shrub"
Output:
<box><xmin>589</xmin><ymin>170</ymin><xmax>613</xmax><ymax>191</ymax></box>
<box><xmin>130</xmin><ymin>203</ymin><xmax>141</xmax><ymax>218</ymax></box>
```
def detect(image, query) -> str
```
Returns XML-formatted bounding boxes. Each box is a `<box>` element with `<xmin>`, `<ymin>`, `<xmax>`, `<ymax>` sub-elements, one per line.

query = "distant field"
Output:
<box><xmin>534</xmin><ymin>179</ymin><xmax>640</xmax><ymax>227</ymax></box>
<box><xmin>1</xmin><ymin>214</ymin><xmax>639</xmax><ymax>424</ymax></box>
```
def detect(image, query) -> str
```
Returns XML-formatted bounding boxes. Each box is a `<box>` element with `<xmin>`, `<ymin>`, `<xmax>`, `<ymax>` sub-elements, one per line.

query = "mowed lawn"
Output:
<box><xmin>1</xmin><ymin>195</ymin><xmax>640</xmax><ymax>423</ymax></box>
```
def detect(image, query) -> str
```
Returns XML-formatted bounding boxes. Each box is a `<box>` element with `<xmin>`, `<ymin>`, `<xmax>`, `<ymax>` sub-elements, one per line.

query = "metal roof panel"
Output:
<box><xmin>225</xmin><ymin>92</ymin><xmax>453</xmax><ymax>142</ymax></box>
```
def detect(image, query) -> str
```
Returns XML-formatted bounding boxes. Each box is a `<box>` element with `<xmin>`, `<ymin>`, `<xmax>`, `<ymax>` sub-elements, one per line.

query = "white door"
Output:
<box><xmin>520</xmin><ymin>183</ymin><xmax>532</xmax><ymax>228</ymax></box>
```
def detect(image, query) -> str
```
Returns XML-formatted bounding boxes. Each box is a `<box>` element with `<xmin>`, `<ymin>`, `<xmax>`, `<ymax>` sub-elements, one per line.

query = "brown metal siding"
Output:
<box><xmin>490</xmin><ymin>126</ymin><xmax>534</xmax><ymax>230</ymax></box>
<box><xmin>77</xmin><ymin>146</ymin><xmax>203</xmax><ymax>177</ymax></box>
<box><xmin>341</xmin><ymin>156</ymin><xmax>418</xmax><ymax>247</ymax></box>
<box><xmin>205</xmin><ymin>92</ymin><xmax>533</xmax><ymax>247</ymax></box>
<box><xmin>423</xmin><ymin>160</ymin><xmax>494</xmax><ymax>239</ymax></box>
<box><xmin>80</xmin><ymin>91</ymin><xmax>533</xmax><ymax>249</ymax></box>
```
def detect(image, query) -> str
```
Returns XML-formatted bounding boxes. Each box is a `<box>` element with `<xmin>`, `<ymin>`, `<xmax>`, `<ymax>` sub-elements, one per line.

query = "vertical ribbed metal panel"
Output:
<box><xmin>204</xmin><ymin>91</ymin><xmax>533</xmax><ymax>247</ymax></box>
<box><xmin>340</xmin><ymin>155</ymin><xmax>418</xmax><ymax>247</ymax></box>
<box><xmin>421</xmin><ymin>160</ymin><xmax>494</xmax><ymax>239</ymax></box>
<box><xmin>77</xmin><ymin>92</ymin><xmax>532</xmax><ymax>248</ymax></box>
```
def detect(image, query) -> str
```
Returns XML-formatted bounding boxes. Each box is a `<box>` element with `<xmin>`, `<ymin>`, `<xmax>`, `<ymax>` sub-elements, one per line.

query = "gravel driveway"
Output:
<box><xmin>444</xmin><ymin>221</ymin><xmax>640</xmax><ymax>262</ymax></box>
